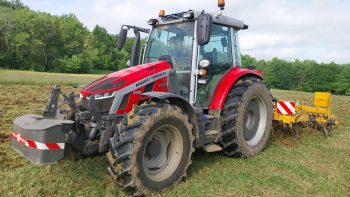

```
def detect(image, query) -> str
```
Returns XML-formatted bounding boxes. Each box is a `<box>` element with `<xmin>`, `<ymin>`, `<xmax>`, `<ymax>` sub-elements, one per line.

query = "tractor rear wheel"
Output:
<box><xmin>107</xmin><ymin>102</ymin><xmax>194</xmax><ymax>196</ymax></box>
<box><xmin>220</xmin><ymin>77</ymin><xmax>273</xmax><ymax>157</ymax></box>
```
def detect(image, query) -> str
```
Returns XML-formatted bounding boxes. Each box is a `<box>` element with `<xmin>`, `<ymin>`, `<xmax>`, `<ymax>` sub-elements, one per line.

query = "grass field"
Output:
<box><xmin>0</xmin><ymin>70</ymin><xmax>349</xmax><ymax>196</ymax></box>
<box><xmin>0</xmin><ymin>69</ymin><xmax>103</xmax><ymax>85</ymax></box>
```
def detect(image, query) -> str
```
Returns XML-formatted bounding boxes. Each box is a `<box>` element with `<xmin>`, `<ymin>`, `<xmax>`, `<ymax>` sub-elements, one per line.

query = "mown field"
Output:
<box><xmin>0</xmin><ymin>69</ymin><xmax>104</xmax><ymax>85</ymax></box>
<box><xmin>0</xmin><ymin>70</ymin><xmax>349</xmax><ymax>196</ymax></box>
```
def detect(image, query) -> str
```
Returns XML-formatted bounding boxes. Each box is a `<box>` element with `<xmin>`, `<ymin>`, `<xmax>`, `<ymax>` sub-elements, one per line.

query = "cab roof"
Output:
<box><xmin>155</xmin><ymin>10</ymin><xmax>247</xmax><ymax>30</ymax></box>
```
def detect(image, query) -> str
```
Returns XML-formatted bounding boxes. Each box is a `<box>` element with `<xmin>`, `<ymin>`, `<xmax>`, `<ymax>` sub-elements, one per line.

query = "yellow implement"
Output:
<box><xmin>273</xmin><ymin>92</ymin><xmax>338</xmax><ymax>137</ymax></box>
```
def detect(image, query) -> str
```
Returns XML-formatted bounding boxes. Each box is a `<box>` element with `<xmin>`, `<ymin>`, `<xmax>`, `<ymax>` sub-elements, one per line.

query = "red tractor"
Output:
<box><xmin>12</xmin><ymin>1</ymin><xmax>274</xmax><ymax>196</ymax></box>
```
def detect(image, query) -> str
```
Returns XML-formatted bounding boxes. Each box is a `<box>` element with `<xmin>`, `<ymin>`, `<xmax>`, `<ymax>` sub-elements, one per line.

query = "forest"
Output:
<box><xmin>0</xmin><ymin>0</ymin><xmax>133</xmax><ymax>74</ymax></box>
<box><xmin>0</xmin><ymin>0</ymin><xmax>349</xmax><ymax>95</ymax></box>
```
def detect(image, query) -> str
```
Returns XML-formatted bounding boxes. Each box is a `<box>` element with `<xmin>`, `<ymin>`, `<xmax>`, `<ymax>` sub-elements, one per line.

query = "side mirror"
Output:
<box><xmin>196</xmin><ymin>14</ymin><xmax>212</xmax><ymax>45</ymax></box>
<box><xmin>199</xmin><ymin>59</ymin><xmax>211</xmax><ymax>68</ymax></box>
<box><xmin>117</xmin><ymin>28</ymin><xmax>128</xmax><ymax>50</ymax></box>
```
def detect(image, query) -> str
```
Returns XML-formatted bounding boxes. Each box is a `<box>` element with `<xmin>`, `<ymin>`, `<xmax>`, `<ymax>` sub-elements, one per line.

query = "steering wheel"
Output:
<box><xmin>159</xmin><ymin>55</ymin><xmax>179</xmax><ymax>70</ymax></box>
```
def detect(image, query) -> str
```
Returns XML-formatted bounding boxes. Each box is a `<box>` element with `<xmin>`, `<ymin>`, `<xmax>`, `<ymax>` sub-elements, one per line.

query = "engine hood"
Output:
<box><xmin>80</xmin><ymin>61</ymin><xmax>171</xmax><ymax>97</ymax></box>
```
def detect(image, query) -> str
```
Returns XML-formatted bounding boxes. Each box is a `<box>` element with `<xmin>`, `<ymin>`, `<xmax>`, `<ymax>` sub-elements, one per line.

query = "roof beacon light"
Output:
<box><xmin>215</xmin><ymin>0</ymin><xmax>225</xmax><ymax>18</ymax></box>
<box><xmin>159</xmin><ymin>9</ymin><xmax>165</xmax><ymax>17</ymax></box>
<box><xmin>218</xmin><ymin>0</ymin><xmax>225</xmax><ymax>10</ymax></box>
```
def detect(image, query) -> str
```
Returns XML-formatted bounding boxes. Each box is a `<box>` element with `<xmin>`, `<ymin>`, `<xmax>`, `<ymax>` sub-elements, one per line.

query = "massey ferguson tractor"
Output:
<box><xmin>11</xmin><ymin>1</ymin><xmax>337</xmax><ymax>196</ymax></box>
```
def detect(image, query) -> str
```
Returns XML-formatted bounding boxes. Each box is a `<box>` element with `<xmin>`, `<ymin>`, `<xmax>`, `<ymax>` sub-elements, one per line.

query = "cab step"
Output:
<box><xmin>203</xmin><ymin>144</ymin><xmax>222</xmax><ymax>152</ymax></box>
<box><xmin>205</xmin><ymin>130</ymin><xmax>218</xmax><ymax>135</ymax></box>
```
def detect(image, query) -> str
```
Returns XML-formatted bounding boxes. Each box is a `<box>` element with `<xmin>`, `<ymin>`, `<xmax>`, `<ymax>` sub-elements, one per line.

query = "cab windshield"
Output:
<box><xmin>144</xmin><ymin>22</ymin><xmax>194</xmax><ymax>100</ymax></box>
<box><xmin>144</xmin><ymin>22</ymin><xmax>194</xmax><ymax>67</ymax></box>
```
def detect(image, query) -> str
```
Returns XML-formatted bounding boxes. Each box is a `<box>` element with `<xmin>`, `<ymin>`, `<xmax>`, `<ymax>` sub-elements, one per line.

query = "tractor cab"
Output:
<box><xmin>118</xmin><ymin>8</ymin><xmax>248</xmax><ymax>108</ymax></box>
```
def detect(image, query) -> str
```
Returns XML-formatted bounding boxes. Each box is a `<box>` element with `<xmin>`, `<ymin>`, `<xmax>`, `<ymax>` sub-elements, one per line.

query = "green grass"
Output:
<box><xmin>0</xmin><ymin>72</ymin><xmax>349</xmax><ymax>196</ymax></box>
<box><xmin>0</xmin><ymin>69</ymin><xmax>104</xmax><ymax>85</ymax></box>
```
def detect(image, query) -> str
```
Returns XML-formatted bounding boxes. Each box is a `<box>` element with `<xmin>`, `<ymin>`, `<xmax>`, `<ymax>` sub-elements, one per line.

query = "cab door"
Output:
<box><xmin>196</xmin><ymin>24</ymin><xmax>234</xmax><ymax>107</ymax></box>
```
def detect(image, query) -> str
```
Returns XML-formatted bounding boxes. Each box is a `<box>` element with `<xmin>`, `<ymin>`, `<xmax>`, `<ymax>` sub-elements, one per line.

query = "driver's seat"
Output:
<box><xmin>204</xmin><ymin>48</ymin><xmax>218</xmax><ymax>66</ymax></box>
<box><xmin>158</xmin><ymin>55</ymin><xmax>189</xmax><ymax>97</ymax></box>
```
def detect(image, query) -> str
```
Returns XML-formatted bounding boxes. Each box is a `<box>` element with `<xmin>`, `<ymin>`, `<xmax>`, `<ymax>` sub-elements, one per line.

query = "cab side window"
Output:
<box><xmin>197</xmin><ymin>24</ymin><xmax>233</xmax><ymax>107</ymax></box>
<box><xmin>199</xmin><ymin>24</ymin><xmax>232</xmax><ymax>71</ymax></box>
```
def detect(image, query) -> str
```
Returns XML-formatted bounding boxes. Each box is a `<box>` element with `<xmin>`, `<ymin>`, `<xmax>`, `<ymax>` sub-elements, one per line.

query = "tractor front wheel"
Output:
<box><xmin>107</xmin><ymin>103</ymin><xmax>194</xmax><ymax>196</ymax></box>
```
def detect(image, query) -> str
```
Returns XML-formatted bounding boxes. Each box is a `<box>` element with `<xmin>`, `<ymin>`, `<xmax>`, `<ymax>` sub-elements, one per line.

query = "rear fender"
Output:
<box><xmin>208</xmin><ymin>67</ymin><xmax>263</xmax><ymax>110</ymax></box>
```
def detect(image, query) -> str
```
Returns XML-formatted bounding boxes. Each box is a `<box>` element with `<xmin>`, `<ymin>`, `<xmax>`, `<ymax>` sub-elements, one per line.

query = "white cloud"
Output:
<box><xmin>21</xmin><ymin>0</ymin><xmax>350</xmax><ymax>64</ymax></box>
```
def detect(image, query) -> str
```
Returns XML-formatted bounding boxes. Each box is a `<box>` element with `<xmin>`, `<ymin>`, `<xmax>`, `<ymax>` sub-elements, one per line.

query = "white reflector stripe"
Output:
<box><xmin>34</xmin><ymin>141</ymin><xmax>49</xmax><ymax>150</ymax></box>
<box><xmin>277</xmin><ymin>101</ymin><xmax>296</xmax><ymax>115</ymax></box>
<box><xmin>285</xmin><ymin>101</ymin><xmax>296</xmax><ymax>114</ymax></box>
<box><xmin>57</xmin><ymin>143</ymin><xmax>65</xmax><ymax>149</ymax></box>
<box><xmin>17</xmin><ymin>133</ymin><xmax>21</xmax><ymax>142</ymax></box>
<box><xmin>12</xmin><ymin>131</ymin><xmax>64</xmax><ymax>150</ymax></box>
<box><xmin>277</xmin><ymin>104</ymin><xmax>288</xmax><ymax>114</ymax></box>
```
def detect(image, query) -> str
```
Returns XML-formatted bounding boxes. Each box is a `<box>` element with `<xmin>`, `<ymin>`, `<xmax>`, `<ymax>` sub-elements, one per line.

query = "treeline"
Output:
<box><xmin>1</xmin><ymin>1</ymin><xmax>349</xmax><ymax>95</ymax></box>
<box><xmin>0</xmin><ymin>0</ymin><xmax>133</xmax><ymax>73</ymax></box>
<box><xmin>242</xmin><ymin>55</ymin><xmax>350</xmax><ymax>96</ymax></box>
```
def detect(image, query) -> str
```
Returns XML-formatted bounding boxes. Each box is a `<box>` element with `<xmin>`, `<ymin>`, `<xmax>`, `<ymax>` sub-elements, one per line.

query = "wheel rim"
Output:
<box><xmin>143</xmin><ymin>124</ymin><xmax>183</xmax><ymax>182</ymax></box>
<box><xmin>243</xmin><ymin>96</ymin><xmax>268</xmax><ymax>146</ymax></box>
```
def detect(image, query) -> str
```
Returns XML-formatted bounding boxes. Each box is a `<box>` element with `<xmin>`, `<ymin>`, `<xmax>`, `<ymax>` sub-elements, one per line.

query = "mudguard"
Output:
<box><xmin>208</xmin><ymin>67</ymin><xmax>263</xmax><ymax>110</ymax></box>
<box><xmin>141</xmin><ymin>92</ymin><xmax>193</xmax><ymax>113</ymax></box>
<box><xmin>141</xmin><ymin>91</ymin><xmax>203</xmax><ymax>146</ymax></box>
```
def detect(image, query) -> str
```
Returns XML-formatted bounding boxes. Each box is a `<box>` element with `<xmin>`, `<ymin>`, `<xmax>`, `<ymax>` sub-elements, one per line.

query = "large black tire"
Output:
<box><xmin>107</xmin><ymin>102</ymin><xmax>194</xmax><ymax>196</ymax></box>
<box><xmin>220</xmin><ymin>77</ymin><xmax>273</xmax><ymax>157</ymax></box>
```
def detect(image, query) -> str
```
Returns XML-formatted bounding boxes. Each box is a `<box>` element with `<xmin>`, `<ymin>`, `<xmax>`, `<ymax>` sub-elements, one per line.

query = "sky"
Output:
<box><xmin>21</xmin><ymin>0</ymin><xmax>350</xmax><ymax>64</ymax></box>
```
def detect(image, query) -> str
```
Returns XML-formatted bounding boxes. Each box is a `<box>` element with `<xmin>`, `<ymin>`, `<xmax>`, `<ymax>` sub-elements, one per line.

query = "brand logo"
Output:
<box><xmin>135</xmin><ymin>71</ymin><xmax>167</xmax><ymax>87</ymax></box>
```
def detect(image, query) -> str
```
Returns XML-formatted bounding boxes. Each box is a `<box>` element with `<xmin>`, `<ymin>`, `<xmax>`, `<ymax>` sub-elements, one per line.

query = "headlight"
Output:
<box><xmin>95</xmin><ymin>92</ymin><xmax>115</xmax><ymax>99</ymax></box>
<box><xmin>87</xmin><ymin>92</ymin><xmax>115</xmax><ymax>100</ymax></box>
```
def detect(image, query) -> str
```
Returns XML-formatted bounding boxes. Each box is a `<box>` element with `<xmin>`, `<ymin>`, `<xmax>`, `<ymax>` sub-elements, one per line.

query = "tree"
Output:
<box><xmin>0</xmin><ymin>0</ymin><xmax>27</xmax><ymax>9</ymax></box>
<box><xmin>241</xmin><ymin>54</ymin><xmax>257</xmax><ymax>68</ymax></box>
<box><xmin>58</xmin><ymin>14</ymin><xmax>87</xmax><ymax>56</ymax></box>
<box><xmin>91</xmin><ymin>25</ymin><xmax>114</xmax><ymax>70</ymax></box>
<box><xmin>0</xmin><ymin>0</ymin><xmax>349</xmax><ymax>96</ymax></box>
<box><xmin>0</xmin><ymin>7</ymin><xmax>14</xmax><ymax>67</ymax></box>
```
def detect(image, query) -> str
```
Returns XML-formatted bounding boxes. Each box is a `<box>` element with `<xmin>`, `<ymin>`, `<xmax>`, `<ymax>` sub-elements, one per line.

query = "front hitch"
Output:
<box><xmin>43</xmin><ymin>85</ymin><xmax>79</xmax><ymax>118</ymax></box>
<box><xmin>43</xmin><ymin>85</ymin><xmax>61</xmax><ymax>118</ymax></box>
<box><xmin>12</xmin><ymin>85</ymin><xmax>122</xmax><ymax>164</ymax></box>
<box><xmin>12</xmin><ymin>85</ymin><xmax>77</xmax><ymax>164</ymax></box>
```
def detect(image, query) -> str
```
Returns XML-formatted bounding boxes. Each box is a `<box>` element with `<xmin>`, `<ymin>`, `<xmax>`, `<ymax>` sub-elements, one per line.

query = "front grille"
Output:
<box><xmin>95</xmin><ymin>97</ymin><xmax>114</xmax><ymax>112</ymax></box>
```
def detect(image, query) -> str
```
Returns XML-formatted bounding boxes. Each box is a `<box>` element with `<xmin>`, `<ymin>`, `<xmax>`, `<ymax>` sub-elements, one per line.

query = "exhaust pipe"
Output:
<box><xmin>117</xmin><ymin>25</ymin><xmax>150</xmax><ymax>67</ymax></box>
<box><xmin>130</xmin><ymin>28</ymin><xmax>140</xmax><ymax>67</ymax></box>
